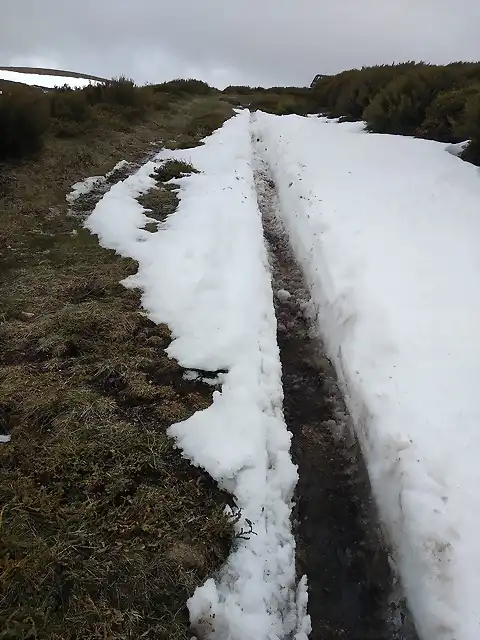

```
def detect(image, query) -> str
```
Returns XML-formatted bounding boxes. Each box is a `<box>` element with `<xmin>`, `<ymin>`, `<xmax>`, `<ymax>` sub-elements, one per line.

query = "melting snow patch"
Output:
<box><xmin>183</xmin><ymin>370</ymin><xmax>200</xmax><ymax>381</ymax></box>
<box><xmin>0</xmin><ymin>435</ymin><xmax>11</xmax><ymax>444</ymax></box>
<box><xmin>445</xmin><ymin>140</ymin><xmax>470</xmax><ymax>157</ymax></box>
<box><xmin>66</xmin><ymin>176</ymin><xmax>105</xmax><ymax>204</ymax></box>
<box><xmin>106</xmin><ymin>159</ymin><xmax>130</xmax><ymax>178</ymax></box>
<box><xmin>66</xmin><ymin>160</ymin><xmax>132</xmax><ymax>205</ymax></box>
<box><xmin>85</xmin><ymin>111</ymin><xmax>309</xmax><ymax>640</ymax></box>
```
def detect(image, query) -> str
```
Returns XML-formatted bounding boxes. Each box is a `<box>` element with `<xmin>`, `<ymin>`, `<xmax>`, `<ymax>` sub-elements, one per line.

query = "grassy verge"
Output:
<box><xmin>0</xmin><ymin>94</ymin><xmax>234</xmax><ymax>639</ymax></box>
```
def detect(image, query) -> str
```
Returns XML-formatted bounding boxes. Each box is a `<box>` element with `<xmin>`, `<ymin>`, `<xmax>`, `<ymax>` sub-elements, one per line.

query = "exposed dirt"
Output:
<box><xmin>253</xmin><ymin>148</ymin><xmax>419</xmax><ymax>640</ymax></box>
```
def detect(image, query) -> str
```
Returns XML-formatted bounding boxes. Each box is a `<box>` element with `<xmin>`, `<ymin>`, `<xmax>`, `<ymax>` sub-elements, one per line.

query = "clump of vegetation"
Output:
<box><xmin>0</xmin><ymin>77</ymin><xmax>162</xmax><ymax>159</ymax></box>
<box><xmin>461</xmin><ymin>91</ymin><xmax>480</xmax><ymax>163</ymax></box>
<box><xmin>223</xmin><ymin>85</ymin><xmax>317</xmax><ymax>115</ymax></box>
<box><xmin>153</xmin><ymin>159</ymin><xmax>198</xmax><ymax>182</ymax></box>
<box><xmin>312</xmin><ymin>61</ymin><xmax>480</xmax><ymax>165</ymax></box>
<box><xmin>420</xmin><ymin>85</ymin><xmax>479</xmax><ymax>141</ymax></box>
<box><xmin>0</xmin><ymin>85</ymin><xmax>49</xmax><ymax>160</ymax></box>
<box><xmin>363</xmin><ymin>66</ymin><xmax>459</xmax><ymax>135</ymax></box>
<box><xmin>152</xmin><ymin>78</ymin><xmax>216</xmax><ymax>95</ymax></box>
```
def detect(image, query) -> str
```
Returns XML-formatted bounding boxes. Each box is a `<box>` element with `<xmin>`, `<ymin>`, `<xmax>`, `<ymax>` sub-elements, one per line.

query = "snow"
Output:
<box><xmin>445</xmin><ymin>140</ymin><xmax>470</xmax><ymax>157</ymax></box>
<box><xmin>0</xmin><ymin>435</ymin><xmax>10</xmax><ymax>444</ymax></box>
<box><xmin>183</xmin><ymin>370</ymin><xmax>200</xmax><ymax>381</ymax></box>
<box><xmin>85</xmin><ymin>111</ymin><xmax>309</xmax><ymax>640</ymax></box>
<box><xmin>254</xmin><ymin>111</ymin><xmax>480</xmax><ymax>640</ymax></box>
<box><xmin>0</xmin><ymin>69</ymin><xmax>101</xmax><ymax>89</ymax></box>
<box><xmin>66</xmin><ymin>176</ymin><xmax>104</xmax><ymax>204</ymax></box>
<box><xmin>106</xmin><ymin>159</ymin><xmax>130</xmax><ymax>177</ymax></box>
<box><xmin>276</xmin><ymin>289</ymin><xmax>292</xmax><ymax>301</ymax></box>
<box><xmin>66</xmin><ymin>161</ymin><xmax>131</xmax><ymax>204</ymax></box>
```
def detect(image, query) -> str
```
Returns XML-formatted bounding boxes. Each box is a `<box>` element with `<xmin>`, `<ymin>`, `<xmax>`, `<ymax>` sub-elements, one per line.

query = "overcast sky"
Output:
<box><xmin>1</xmin><ymin>0</ymin><xmax>480</xmax><ymax>88</ymax></box>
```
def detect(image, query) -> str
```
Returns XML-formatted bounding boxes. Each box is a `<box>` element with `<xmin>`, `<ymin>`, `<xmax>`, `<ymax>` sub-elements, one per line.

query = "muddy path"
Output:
<box><xmin>252</xmin><ymin>143</ymin><xmax>419</xmax><ymax>640</ymax></box>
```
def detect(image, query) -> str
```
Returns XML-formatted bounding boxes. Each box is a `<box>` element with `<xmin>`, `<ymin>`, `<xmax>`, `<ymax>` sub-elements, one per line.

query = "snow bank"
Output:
<box><xmin>254</xmin><ymin>112</ymin><xmax>480</xmax><ymax>640</ymax></box>
<box><xmin>86</xmin><ymin>112</ymin><xmax>309</xmax><ymax>640</ymax></box>
<box><xmin>0</xmin><ymin>69</ymin><xmax>100</xmax><ymax>89</ymax></box>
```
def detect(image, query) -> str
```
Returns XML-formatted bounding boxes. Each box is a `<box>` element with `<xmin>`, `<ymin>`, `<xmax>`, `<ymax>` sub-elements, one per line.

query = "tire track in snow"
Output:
<box><xmin>251</xmin><ymin>125</ymin><xmax>418</xmax><ymax>640</ymax></box>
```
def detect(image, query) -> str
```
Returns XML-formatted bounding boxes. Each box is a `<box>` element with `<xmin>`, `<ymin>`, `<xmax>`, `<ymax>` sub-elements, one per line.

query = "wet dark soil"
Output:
<box><xmin>253</xmin><ymin>154</ymin><xmax>419</xmax><ymax>640</ymax></box>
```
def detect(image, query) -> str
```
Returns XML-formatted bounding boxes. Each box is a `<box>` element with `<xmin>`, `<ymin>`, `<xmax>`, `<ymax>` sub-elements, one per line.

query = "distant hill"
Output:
<box><xmin>0</xmin><ymin>66</ymin><xmax>109</xmax><ymax>82</ymax></box>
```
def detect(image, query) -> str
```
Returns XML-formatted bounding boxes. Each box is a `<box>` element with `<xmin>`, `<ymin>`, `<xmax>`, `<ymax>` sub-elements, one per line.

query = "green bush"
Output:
<box><xmin>0</xmin><ymin>87</ymin><xmax>49</xmax><ymax>161</ymax></box>
<box><xmin>318</xmin><ymin>63</ymin><xmax>418</xmax><ymax>120</ymax></box>
<box><xmin>49</xmin><ymin>89</ymin><xmax>91</xmax><ymax>123</ymax></box>
<box><xmin>363</xmin><ymin>66</ymin><xmax>460</xmax><ymax>135</ymax></box>
<box><xmin>419</xmin><ymin>85</ymin><xmax>478</xmax><ymax>141</ymax></box>
<box><xmin>226</xmin><ymin>89</ymin><xmax>316</xmax><ymax>116</ymax></box>
<box><xmin>460</xmin><ymin>91</ymin><xmax>480</xmax><ymax>164</ymax></box>
<box><xmin>223</xmin><ymin>85</ymin><xmax>254</xmax><ymax>95</ymax></box>
<box><xmin>82</xmin><ymin>77</ymin><xmax>153</xmax><ymax>122</ymax></box>
<box><xmin>152</xmin><ymin>79</ymin><xmax>215</xmax><ymax>95</ymax></box>
<box><xmin>102</xmin><ymin>77</ymin><xmax>144</xmax><ymax>108</ymax></box>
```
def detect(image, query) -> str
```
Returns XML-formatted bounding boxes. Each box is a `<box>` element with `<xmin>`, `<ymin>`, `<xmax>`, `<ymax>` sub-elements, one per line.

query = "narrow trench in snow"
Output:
<box><xmin>252</xmin><ymin>141</ymin><xmax>419</xmax><ymax>640</ymax></box>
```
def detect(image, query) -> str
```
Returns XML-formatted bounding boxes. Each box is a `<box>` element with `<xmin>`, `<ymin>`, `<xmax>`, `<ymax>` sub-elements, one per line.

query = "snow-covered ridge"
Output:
<box><xmin>254</xmin><ymin>112</ymin><xmax>480</xmax><ymax>640</ymax></box>
<box><xmin>0</xmin><ymin>68</ymin><xmax>103</xmax><ymax>89</ymax></box>
<box><xmin>85</xmin><ymin>111</ymin><xmax>310</xmax><ymax>640</ymax></box>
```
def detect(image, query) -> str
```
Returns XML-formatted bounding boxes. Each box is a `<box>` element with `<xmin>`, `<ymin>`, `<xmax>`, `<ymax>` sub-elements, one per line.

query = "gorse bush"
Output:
<box><xmin>50</xmin><ymin>88</ymin><xmax>90</xmax><ymax>123</ymax></box>
<box><xmin>101</xmin><ymin>77</ymin><xmax>145</xmax><ymax>108</ymax></box>
<box><xmin>461</xmin><ymin>92</ymin><xmax>480</xmax><ymax>163</ymax></box>
<box><xmin>313</xmin><ymin>61</ymin><xmax>480</xmax><ymax>165</ymax></box>
<box><xmin>363</xmin><ymin>66</ymin><xmax>461</xmax><ymax>135</ymax></box>
<box><xmin>0</xmin><ymin>76</ymin><xmax>161</xmax><ymax>159</ymax></box>
<box><xmin>319</xmin><ymin>63</ymin><xmax>419</xmax><ymax>120</ymax></box>
<box><xmin>152</xmin><ymin>78</ymin><xmax>215</xmax><ymax>95</ymax></box>
<box><xmin>222</xmin><ymin>85</ymin><xmax>317</xmax><ymax>115</ymax></box>
<box><xmin>0</xmin><ymin>87</ymin><xmax>49</xmax><ymax>160</ymax></box>
<box><xmin>420</xmin><ymin>85</ymin><xmax>479</xmax><ymax>141</ymax></box>
<box><xmin>85</xmin><ymin>77</ymin><xmax>153</xmax><ymax>119</ymax></box>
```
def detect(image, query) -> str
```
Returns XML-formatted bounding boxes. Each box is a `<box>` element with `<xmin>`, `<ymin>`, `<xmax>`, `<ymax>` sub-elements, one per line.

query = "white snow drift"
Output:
<box><xmin>254</xmin><ymin>112</ymin><xmax>480</xmax><ymax>640</ymax></box>
<box><xmin>85</xmin><ymin>111</ymin><xmax>309</xmax><ymax>640</ymax></box>
<box><xmin>0</xmin><ymin>68</ymin><xmax>101</xmax><ymax>89</ymax></box>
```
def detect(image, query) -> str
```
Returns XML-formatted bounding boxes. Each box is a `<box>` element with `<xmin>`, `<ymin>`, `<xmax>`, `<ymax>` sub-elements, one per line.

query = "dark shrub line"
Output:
<box><xmin>0</xmin><ymin>76</ymin><xmax>227</xmax><ymax>162</ymax></box>
<box><xmin>312</xmin><ymin>62</ymin><xmax>480</xmax><ymax>164</ymax></box>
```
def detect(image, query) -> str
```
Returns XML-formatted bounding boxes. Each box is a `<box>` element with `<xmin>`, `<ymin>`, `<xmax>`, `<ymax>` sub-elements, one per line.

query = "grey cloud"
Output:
<box><xmin>1</xmin><ymin>0</ymin><xmax>479</xmax><ymax>87</ymax></box>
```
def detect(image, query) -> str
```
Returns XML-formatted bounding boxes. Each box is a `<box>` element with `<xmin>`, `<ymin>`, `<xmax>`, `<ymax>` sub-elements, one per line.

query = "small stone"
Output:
<box><xmin>276</xmin><ymin>289</ymin><xmax>292</xmax><ymax>301</ymax></box>
<box><xmin>18</xmin><ymin>311</ymin><xmax>35</xmax><ymax>321</ymax></box>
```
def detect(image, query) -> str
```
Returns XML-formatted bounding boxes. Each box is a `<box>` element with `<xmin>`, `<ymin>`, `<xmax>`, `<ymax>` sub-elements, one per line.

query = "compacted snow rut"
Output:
<box><xmin>252</xmin><ymin>132</ymin><xmax>418</xmax><ymax>640</ymax></box>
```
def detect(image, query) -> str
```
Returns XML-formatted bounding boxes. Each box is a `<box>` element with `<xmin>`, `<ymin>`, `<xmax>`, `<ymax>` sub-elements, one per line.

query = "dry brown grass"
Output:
<box><xmin>0</xmin><ymin>94</ymin><xmax>234</xmax><ymax>639</ymax></box>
